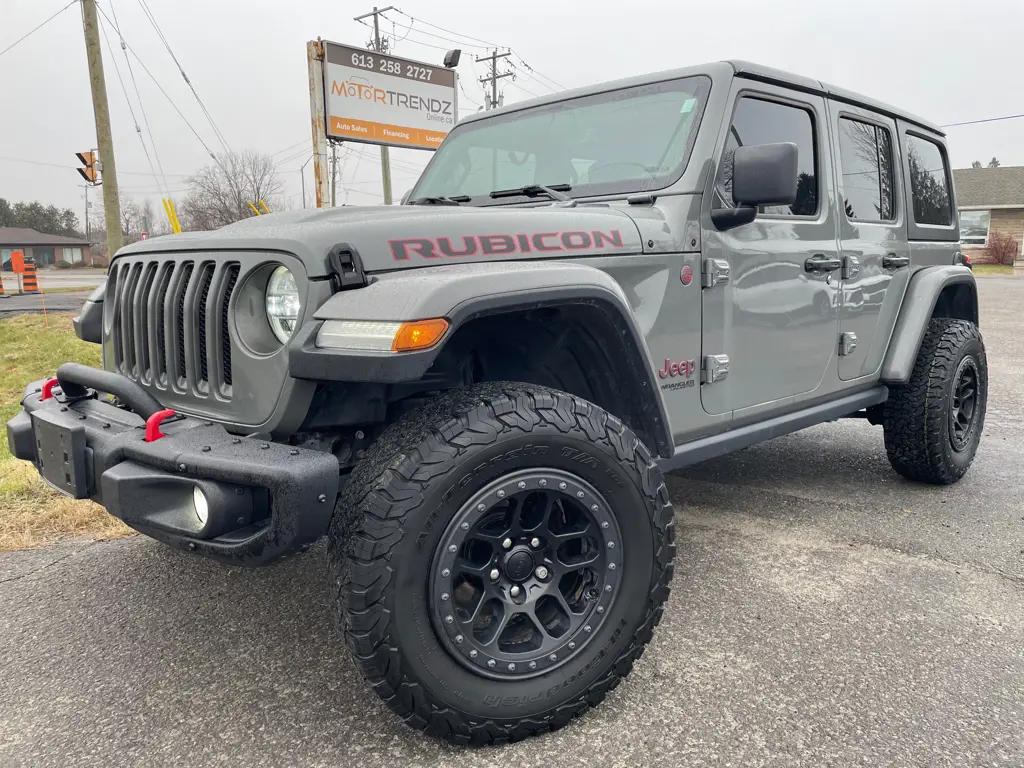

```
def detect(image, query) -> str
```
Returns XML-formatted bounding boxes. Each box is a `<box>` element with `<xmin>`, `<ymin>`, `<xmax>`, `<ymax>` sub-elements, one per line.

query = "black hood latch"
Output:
<box><xmin>327</xmin><ymin>243</ymin><xmax>367</xmax><ymax>291</ymax></box>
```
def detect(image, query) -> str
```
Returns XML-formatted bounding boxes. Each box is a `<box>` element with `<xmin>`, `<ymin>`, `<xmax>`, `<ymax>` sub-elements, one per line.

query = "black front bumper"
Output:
<box><xmin>6</xmin><ymin>365</ymin><xmax>340</xmax><ymax>566</ymax></box>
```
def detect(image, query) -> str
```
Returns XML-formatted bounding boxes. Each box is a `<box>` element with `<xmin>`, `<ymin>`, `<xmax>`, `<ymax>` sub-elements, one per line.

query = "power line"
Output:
<box><xmin>389</xmin><ymin>8</ymin><xmax>501</xmax><ymax>49</ymax></box>
<box><xmin>0</xmin><ymin>155</ymin><xmax>189</xmax><ymax>175</ymax></box>
<box><xmin>272</xmin><ymin>138</ymin><xmax>310</xmax><ymax>157</ymax></box>
<box><xmin>108</xmin><ymin>0</ymin><xmax>170</xmax><ymax>196</ymax></box>
<box><xmin>133</xmin><ymin>0</ymin><xmax>232</xmax><ymax>154</ymax></box>
<box><xmin>380</xmin><ymin>13</ymin><xmax>488</xmax><ymax>52</ymax></box>
<box><xmin>0</xmin><ymin>0</ymin><xmax>77</xmax><ymax>60</ymax></box>
<box><xmin>506</xmin><ymin>79</ymin><xmax>541</xmax><ymax>99</ymax></box>
<box><xmin>942</xmin><ymin>113</ymin><xmax>1024</xmax><ymax>128</ymax></box>
<box><xmin>99</xmin><ymin>6</ymin><xmax>168</xmax><ymax>202</ymax></box>
<box><xmin>94</xmin><ymin>5</ymin><xmax>220</xmax><ymax>163</ymax></box>
<box><xmin>509</xmin><ymin>53</ymin><xmax>566</xmax><ymax>91</ymax></box>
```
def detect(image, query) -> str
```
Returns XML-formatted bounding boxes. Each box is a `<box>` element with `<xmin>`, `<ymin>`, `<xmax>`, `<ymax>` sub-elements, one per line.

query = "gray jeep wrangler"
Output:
<box><xmin>7</xmin><ymin>60</ymin><xmax>985</xmax><ymax>744</ymax></box>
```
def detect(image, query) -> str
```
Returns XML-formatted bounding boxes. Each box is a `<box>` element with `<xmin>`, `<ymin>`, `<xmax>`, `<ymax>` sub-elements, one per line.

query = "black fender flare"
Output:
<box><xmin>881</xmin><ymin>265</ymin><xmax>978</xmax><ymax>384</ymax></box>
<box><xmin>288</xmin><ymin>261</ymin><xmax>673</xmax><ymax>457</ymax></box>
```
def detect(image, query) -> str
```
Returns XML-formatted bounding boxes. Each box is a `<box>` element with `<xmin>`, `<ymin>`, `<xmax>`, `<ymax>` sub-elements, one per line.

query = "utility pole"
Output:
<box><xmin>82</xmin><ymin>185</ymin><xmax>90</xmax><ymax>242</ymax></box>
<box><xmin>476</xmin><ymin>49</ymin><xmax>513</xmax><ymax>110</ymax></box>
<box><xmin>330</xmin><ymin>143</ymin><xmax>338</xmax><ymax>207</ymax></box>
<box><xmin>354</xmin><ymin>6</ymin><xmax>395</xmax><ymax>204</ymax></box>
<box><xmin>300</xmin><ymin>154</ymin><xmax>313</xmax><ymax>209</ymax></box>
<box><xmin>81</xmin><ymin>0</ymin><xmax>122</xmax><ymax>256</ymax></box>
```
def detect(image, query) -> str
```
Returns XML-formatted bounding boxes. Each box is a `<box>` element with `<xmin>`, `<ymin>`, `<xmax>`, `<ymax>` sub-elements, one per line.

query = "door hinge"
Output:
<box><xmin>842</xmin><ymin>255</ymin><xmax>860</xmax><ymax>280</ymax></box>
<box><xmin>839</xmin><ymin>332</ymin><xmax>858</xmax><ymax>356</ymax></box>
<box><xmin>702</xmin><ymin>354</ymin><xmax>730</xmax><ymax>383</ymax></box>
<box><xmin>702</xmin><ymin>258</ymin><xmax>730</xmax><ymax>289</ymax></box>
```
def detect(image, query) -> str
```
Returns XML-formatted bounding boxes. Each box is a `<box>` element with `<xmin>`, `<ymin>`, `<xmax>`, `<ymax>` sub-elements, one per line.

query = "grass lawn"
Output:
<box><xmin>0</xmin><ymin>314</ymin><xmax>133</xmax><ymax>551</ymax></box>
<box><xmin>972</xmin><ymin>264</ymin><xmax>1014</xmax><ymax>275</ymax></box>
<box><xmin>40</xmin><ymin>286</ymin><xmax>97</xmax><ymax>294</ymax></box>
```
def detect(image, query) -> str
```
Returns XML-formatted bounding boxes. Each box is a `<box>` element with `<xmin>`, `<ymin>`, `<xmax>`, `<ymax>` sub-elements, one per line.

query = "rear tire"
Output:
<box><xmin>328</xmin><ymin>382</ymin><xmax>674</xmax><ymax>745</ymax></box>
<box><xmin>883</xmin><ymin>318</ymin><xmax>987</xmax><ymax>484</ymax></box>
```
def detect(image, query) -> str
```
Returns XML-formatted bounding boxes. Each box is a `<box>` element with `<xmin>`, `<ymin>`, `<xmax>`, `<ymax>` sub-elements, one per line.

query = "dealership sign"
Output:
<box><xmin>322</xmin><ymin>41</ymin><xmax>457</xmax><ymax>151</ymax></box>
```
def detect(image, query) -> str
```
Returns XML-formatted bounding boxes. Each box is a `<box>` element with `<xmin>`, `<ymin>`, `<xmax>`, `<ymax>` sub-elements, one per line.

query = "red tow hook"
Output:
<box><xmin>40</xmin><ymin>377</ymin><xmax>59</xmax><ymax>401</ymax></box>
<box><xmin>144</xmin><ymin>409</ymin><xmax>177</xmax><ymax>442</ymax></box>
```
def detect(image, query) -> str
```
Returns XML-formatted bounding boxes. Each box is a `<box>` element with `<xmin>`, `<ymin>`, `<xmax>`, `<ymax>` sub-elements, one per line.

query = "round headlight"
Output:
<box><xmin>265</xmin><ymin>266</ymin><xmax>301</xmax><ymax>343</ymax></box>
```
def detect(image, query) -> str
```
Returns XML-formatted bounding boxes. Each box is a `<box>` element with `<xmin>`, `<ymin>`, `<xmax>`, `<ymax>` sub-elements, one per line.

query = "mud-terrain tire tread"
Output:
<box><xmin>883</xmin><ymin>318</ymin><xmax>987</xmax><ymax>485</ymax></box>
<box><xmin>327</xmin><ymin>382</ymin><xmax>674</xmax><ymax>745</ymax></box>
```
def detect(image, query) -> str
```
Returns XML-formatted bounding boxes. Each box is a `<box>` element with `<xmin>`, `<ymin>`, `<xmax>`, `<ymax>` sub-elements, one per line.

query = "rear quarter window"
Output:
<box><xmin>906</xmin><ymin>134</ymin><xmax>952</xmax><ymax>226</ymax></box>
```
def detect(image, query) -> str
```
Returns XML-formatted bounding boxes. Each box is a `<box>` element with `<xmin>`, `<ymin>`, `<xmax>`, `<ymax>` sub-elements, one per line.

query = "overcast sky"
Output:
<box><xmin>3</xmin><ymin>0</ymin><xmax>1023</xmax><ymax>224</ymax></box>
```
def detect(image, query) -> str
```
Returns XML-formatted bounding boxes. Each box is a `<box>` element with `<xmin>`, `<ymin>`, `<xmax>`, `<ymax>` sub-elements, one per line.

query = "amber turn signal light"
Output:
<box><xmin>392</xmin><ymin>318</ymin><xmax>449</xmax><ymax>352</ymax></box>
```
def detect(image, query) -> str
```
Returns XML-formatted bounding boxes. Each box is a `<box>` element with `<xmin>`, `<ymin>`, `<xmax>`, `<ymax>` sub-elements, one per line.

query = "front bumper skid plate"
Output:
<box><xmin>7</xmin><ymin>370</ymin><xmax>340</xmax><ymax>566</ymax></box>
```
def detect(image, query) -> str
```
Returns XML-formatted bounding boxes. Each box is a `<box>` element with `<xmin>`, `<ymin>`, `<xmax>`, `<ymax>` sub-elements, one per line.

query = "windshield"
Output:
<box><xmin>411</xmin><ymin>75</ymin><xmax>711</xmax><ymax>204</ymax></box>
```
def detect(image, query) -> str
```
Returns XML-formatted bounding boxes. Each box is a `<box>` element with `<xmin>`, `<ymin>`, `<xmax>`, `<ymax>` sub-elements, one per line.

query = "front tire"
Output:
<box><xmin>328</xmin><ymin>383</ymin><xmax>674</xmax><ymax>745</ymax></box>
<box><xmin>883</xmin><ymin>318</ymin><xmax>987</xmax><ymax>484</ymax></box>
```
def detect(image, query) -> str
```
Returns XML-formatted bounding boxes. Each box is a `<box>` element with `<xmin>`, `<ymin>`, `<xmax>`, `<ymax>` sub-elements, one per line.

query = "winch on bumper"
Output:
<box><xmin>5</xmin><ymin>363</ymin><xmax>339</xmax><ymax>566</ymax></box>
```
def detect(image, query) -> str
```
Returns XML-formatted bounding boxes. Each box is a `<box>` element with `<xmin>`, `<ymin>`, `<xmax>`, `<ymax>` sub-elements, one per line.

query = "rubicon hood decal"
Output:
<box><xmin>390</xmin><ymin>229</ymin><xmax>627</xmax><ymax>261</ymax></box>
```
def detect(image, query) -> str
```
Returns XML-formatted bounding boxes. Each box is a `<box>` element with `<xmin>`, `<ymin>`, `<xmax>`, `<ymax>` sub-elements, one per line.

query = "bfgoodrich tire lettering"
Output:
<box><xmin>328</xmin><ymin>382</ymin><xmax>674</xmax><ymax>745</ymax></box>
<box><xmin>883</xmin><ymin>318</ymin><xmax>988</xmax><ymax>485</ymax></box>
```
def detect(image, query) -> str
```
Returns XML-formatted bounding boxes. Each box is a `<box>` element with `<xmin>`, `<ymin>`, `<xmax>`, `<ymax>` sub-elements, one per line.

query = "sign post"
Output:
<box><xmin>308</xmin><ymin>39</ymin><xmax>458</xmax><ymax>208</ymax></box>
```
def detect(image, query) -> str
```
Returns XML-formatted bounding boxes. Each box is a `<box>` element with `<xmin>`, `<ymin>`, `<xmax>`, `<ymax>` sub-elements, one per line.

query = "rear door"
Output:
<box><xmin>700</xmin><ymin>83</ymin><xmax>841</xmax><ymax>415</ymax></box>
<box><xmin>828</xmin><ymin>103</ymin><xmax>910</xmax><ymax>379</ymax></box>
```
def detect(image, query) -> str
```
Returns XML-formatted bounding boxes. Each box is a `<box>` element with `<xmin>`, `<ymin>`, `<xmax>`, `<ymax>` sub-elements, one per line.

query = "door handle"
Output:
<box><xmin>882</xmin><ymin>253</ymin><xmax>911</xmax><ymax>269</ymax></box>
<box><xmin>804</xmin><ymin>254</ymin><xmax>842</xmax><ymax>273</ymax></box>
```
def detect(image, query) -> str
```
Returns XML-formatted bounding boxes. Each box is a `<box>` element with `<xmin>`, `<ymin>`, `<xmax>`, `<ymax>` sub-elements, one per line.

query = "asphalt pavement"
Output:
<box><xmin>1</xmin><ymin>277</ymin><xmax>1021</xmax><ymax>767</ymax></box>
<box><xmin>0</xmin><ymin>290</ymin><xmax>93</xmax><ymax>315</ymax></box>
<box><xmin>35</xmin><ymin>268</ymin><xmax>108</xmax><ymax>290</ymax></box>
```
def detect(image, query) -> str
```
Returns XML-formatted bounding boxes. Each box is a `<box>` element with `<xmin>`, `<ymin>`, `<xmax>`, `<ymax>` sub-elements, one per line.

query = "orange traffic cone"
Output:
<box><xmin>20</xmin><ymin>262</ymin><xmax>40</xmax><ymax>295</ymax></box>
<box><xmin>0</xmin><ymin>270</ymin><xmax>8</xmax><ymax>298</ymax></box>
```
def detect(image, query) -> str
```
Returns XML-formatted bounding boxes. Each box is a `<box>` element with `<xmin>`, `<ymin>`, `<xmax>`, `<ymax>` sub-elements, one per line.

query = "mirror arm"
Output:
<box><xmin>711</xmin><ymin>205</ymin><xmax>757</xmax><ymax>231</ymax></box>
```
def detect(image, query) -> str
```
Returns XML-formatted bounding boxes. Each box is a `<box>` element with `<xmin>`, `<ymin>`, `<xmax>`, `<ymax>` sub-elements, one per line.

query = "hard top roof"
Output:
<box><xmin>458</xmin><ymin>60</ymin><xmax>942</xmax><ymax>135</ymax></box>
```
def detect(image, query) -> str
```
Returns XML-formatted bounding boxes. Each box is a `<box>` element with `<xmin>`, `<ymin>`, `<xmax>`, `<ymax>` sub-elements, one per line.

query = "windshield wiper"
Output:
<box><xmin>407</xmin><ymin>195</ymin><xmax>471</xmax><ymax>206</ymax></box>
<box><xmin>489</xmin><ymin>183</ymin><xmax>572</xmax><ymax>201</ymax></box>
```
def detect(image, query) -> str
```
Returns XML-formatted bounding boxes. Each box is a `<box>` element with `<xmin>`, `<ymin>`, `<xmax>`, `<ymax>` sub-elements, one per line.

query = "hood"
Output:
<box><xmin>116</xmin><ymin>204</ymin><xmax>644</xmax><ymax>277</ymax></box>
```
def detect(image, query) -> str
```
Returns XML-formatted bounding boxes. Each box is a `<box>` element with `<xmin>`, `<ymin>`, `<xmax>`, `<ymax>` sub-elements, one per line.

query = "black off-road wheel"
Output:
<box><xmin>328</xmin><ymin>383</ymin><xmax>674</xmax><ymax>745</ymax></box>
<box><xmin>883</xmin><ymin>318</ymin><xmax>987</xmax><ymax>484</ymax></box>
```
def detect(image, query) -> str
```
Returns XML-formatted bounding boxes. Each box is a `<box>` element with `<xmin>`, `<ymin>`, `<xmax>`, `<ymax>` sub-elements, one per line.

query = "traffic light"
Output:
<box><xmin>76</xmin><ymin>151</ymin><xmax>98</xmax><ymax>184</ymax></box>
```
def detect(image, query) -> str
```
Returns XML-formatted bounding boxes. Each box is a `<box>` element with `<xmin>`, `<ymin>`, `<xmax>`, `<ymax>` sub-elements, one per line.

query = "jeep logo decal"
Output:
<box><xmin>658</xmin><ymin>358</ymin><xmax>695</xmax><ymax>379</ymax></box>
<box><xmin>389</xmin><ymin>229</ymin><xmax>625</xmax><ymax>260</ymax></box>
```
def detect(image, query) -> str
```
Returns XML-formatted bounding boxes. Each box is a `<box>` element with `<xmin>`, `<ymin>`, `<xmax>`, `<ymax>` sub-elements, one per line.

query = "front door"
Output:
<box><xmin>828</xmin><ymin>103</ymin><xmax>910</xmax><ymax>380</ymax></box>
<box><xmin>701</xmin><ymin>83</ymin><xmax>841</xmax><ymax>416</ymax></box>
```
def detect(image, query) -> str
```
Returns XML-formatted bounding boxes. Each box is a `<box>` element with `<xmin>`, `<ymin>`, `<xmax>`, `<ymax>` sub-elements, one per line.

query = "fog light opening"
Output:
<box><xmin>193</xmin><ymin>486</ymin><xmax>210</xmax><ymax>526</ymax></box>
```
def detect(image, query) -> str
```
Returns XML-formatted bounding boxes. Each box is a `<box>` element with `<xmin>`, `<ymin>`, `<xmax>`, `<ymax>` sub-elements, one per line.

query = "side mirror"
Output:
<box><xmin>712</xmin><ymin>142</ymin><xmax>799</xmax><ymax>231</ymax></box>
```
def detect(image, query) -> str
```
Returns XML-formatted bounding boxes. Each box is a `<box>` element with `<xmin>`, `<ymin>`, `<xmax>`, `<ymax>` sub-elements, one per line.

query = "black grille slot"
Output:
<box><xmin>135</xmin><ymin>263</ymin><xmax>158</xmax><ymax>381</ymax></box>
<box><xmin>195</xmin><ymin>264</ymin><xmax>215</xmax><ymax>386</ymax></box>
<box><xmin>119</xmin><ymin>263</ymin><xmax>142</xmax><ymax>376</ymax></box>
<box><xmin>107</xmin><ymin>263</ymin><xmax>123</xmax><ymax>370</ymax></box>
<box><xmin>152</xmin><ymin>264</ymin><xmax>174</xmax><ymax>384</ymax></box>
<box><xmin>220</xmin><ymin>264</ymin><xmax>240</xmax><ymax>387</ymax></box>
<box><xmin>174</xmin><ymin>263</ymin><xmax>194</xmax><ymax>385</ymax></box>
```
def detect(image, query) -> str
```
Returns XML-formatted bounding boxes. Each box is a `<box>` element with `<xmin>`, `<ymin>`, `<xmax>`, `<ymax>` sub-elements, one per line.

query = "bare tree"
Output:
<box><xmin>971</xmin><ymin>160</ymin><xmax>983</xmax><ymax>169</ymax></box>
<box><xmin>139</xmin><ymin>198</ymin><xmax>156</xmax><ymax>236</ymax></box>
<box><xmin>120</xmin><ymin>195</ymin><xmax>143</xmax><ymax>243</ymax></box>
<box><xmin>179</xmin><ymin>151</ymin><xmax>283</xmax><ymax>231</ymax></box>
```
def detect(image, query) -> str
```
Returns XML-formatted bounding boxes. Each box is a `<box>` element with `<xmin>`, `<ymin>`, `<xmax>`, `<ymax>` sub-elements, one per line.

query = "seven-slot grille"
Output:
<box><xmin>107</xmin><ymin>257</ymin><xmax>241</xmax><ymax>397</ymax></box>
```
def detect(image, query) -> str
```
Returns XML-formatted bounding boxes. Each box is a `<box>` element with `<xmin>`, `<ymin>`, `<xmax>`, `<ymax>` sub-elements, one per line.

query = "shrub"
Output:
<box><xmin>984</xmin><ymin>230</ymin><xmax>1019</xmax><ymax>266</ymax></box>
<box><xmin>53</xmin><ymin>261</ymin><xmax>73</xmax><ymax>269</ymax></box>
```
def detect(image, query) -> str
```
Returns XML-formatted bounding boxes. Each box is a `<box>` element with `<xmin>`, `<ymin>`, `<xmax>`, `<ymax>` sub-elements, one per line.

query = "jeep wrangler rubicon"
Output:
<box><xmin>7</xmin><ymin>60</ymin><xmax>985</xmax><ymax>745</ymax></box>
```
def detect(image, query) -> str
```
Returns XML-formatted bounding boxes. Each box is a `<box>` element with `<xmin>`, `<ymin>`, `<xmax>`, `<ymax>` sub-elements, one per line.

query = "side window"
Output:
<box><xmin>906</xmin><ymin>134</ymin><xmax>952</xmax><ymax>226</ymax></box>
<box><xmin>838</xmin><ymin>117</ymin><xmax>895</xmax><ymax>222</ymax></box>
<box><xmin>717</xmin><ymin>97</ymin><xmax>818</xmax><ymax>216</ymax></box>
